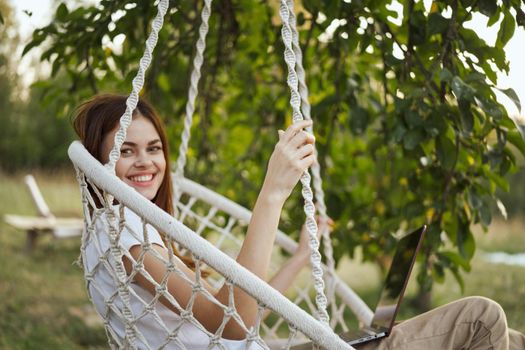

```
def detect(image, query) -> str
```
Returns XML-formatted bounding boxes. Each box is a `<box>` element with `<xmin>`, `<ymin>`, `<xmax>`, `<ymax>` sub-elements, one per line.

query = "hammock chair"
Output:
<box><xmin>68</xmin><ymin>0</ymin><xmax>372</xmax><ymax>348</ymax></box>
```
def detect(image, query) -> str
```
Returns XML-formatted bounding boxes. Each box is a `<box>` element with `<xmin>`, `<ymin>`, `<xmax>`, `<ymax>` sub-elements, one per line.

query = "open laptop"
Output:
<box><xmin>291</xmin><ymin>225</ymin><xmax>427</xmax><ymax>349</ymax></box>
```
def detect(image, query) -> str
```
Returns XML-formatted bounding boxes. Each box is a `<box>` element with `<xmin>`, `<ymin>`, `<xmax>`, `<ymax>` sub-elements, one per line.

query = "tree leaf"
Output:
<box><xmin>467</xmin><ymin>189</ymin><xmax>482</xmax><ymax>209</ymax></box>
<box><xmin>56</xmin><ymin>3</ymin><xmax>69</xmax><ymax>22</ymax></box>
<box><xmin>458</xmin><ymin>100</ymin><xmax>474</xmax><ymax>133</ymax></box>
<box><xmin>22</xmin><ymin>30</ymin><xmax>46</xmax><ymax>56</ymax></box>
<box><xmin>457</xmin><ymin>226</ymin><xmax>476</xmax><ymax>260</ymax></box>
<box><xmin>404</xmin><ymin>110</ymin><xmax>422</xmax><ymax>128</ymax></box>
<box><xmin>478</xmin><ymin>200</ymin><xmax>492</xmax><ymax>226</ymax></box>
<box><xmin>391</xmin><ymin>123</ymin><xmax>407</xmax><ymax>143</ymax></box>
<box><xmin>349</xmin><ymin>105</ymin><xmax>369</xmax><ymax>134</ymax></box>
<box><xmin>487</xmin><ymin>8</ymin><xmax>501</xmax><ymax>27</ymax></box>
<box><xmin>0</xmin><ymin>11</ymin><xmax>4</xmax><ymax>25</ymax></box>
<box><xmin>451</xmin><ymin>76</ymin><xmax>474</xmax><ymax>101</ymax></box>
<box><xmin>474</xmin><ymin>97</ymin><xmax>504</xmax><ymax>120</ymax></box>
<box><xmin>497</xmin><ymin>87</ymin><xmax>521</xmax><ymax>114</ymax></box>
<box><xmin>517</xmin><ymin>8</ymin><xmax>525</xmax><ymax>28</ymax></box>
<box><xmin>485</xmin><ymin>166</ymin><xmax>510</xmax><ymax>192</ymax></box>
<box><xmin>428</xmin><ymin>13</ymin><xmax>449</xmax><ymax>36</ymax></box>
<box><xmin>478</xmin><ymin>0</ymin><xmax>498</xmax><ymax>18</ymax></box>
<box><xmin>439</xmin><ymin>68</ymin><xmax>453</xmax><ymax>83</ymax></box>
<box><xmin>439</xmin><ymin>251</ymin><xmax>471</xmax><ymax>271</ymax></box>
<box><xmin>497</xmin><ymin>12</ymin><xmax>516</xmax><ymax>46</ymax></box>
<box><xmin>432</xmin><ymin>263</ymin><xmax>445</xmax><ymax>283</ymax></box>
<box><xmin>403</xmin><ymin>129</ymin><xmax>425</xmax><ymax>150</ymax></box>
<box><xmin>506</xmin><ymin>130</ymin><xmax>525</xmax><ymax>154</ymax></box>
<box><xmin>436</xmin><ymin>135</ymin><xmax>457</xmax><ymax>169</ymax></box>
<box><xmin>410</xmin><ymin>11</ymin><xmax>428</xmax><ymax>45</ymax></box>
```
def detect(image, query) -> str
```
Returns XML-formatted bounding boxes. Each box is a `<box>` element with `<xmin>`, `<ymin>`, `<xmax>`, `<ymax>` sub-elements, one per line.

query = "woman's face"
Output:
<box><xmin>102</xmin><ymin>116</ymin><xmax>166</xmax><ymax>201</ymax></box>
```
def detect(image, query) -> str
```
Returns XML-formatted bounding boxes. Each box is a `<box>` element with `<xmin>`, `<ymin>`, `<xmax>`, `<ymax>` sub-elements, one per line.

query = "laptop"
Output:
<box><xmin>291</xmin><ymin>225</ymin><xmax>427</xmax><ymax>349</ymax></box>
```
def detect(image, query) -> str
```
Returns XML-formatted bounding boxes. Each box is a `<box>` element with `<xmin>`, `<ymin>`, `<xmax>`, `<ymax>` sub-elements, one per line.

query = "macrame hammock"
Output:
<box><xmin>68</xmin><ymin>1</ymin><xmax>374</xmax><ymax>349</ymax></box>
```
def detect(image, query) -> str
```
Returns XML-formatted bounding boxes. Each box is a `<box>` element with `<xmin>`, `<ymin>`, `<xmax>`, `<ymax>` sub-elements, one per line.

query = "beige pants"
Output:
<box><xmin>356</xmin><ymin>296</ymin><xmax>525</xmax><ymax>350</ymax></box>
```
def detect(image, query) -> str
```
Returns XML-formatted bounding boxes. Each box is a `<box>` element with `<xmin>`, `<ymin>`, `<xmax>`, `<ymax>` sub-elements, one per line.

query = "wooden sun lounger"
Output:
<box><xmin>3</xmin><ymin>175</ymin><xmax>84</xmax><ymax>252</ymax></box>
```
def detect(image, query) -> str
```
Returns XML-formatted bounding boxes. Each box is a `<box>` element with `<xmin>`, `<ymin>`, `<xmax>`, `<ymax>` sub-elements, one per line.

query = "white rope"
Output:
<box><xmin>174</xmin><ymin>0</ymin><xmax>213</xmax><ymax>186</ymax></box>
<box><xmin>105</xmin><ymin>0</ymin><xmax>169</xmax><ymax>172</ymax></box>
<box><xmin>284</xmin><ymin>0</ymin><xmax>338</xmax><ymax>321</ymax></box>
<box><xmin>278</xmin><ymin>0</ymin><xmax>329</xmax><ymax>325</ymax></box>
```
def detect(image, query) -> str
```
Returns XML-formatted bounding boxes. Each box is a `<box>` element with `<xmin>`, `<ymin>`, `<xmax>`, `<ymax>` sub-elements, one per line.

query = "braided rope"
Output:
<box><xmin>105</xmin><ymin>0</ymin><xmax>169</xmax><ymax>172</ymax></box>
<box><xmin>174</xmin><ymin>0</ymin><xmax>213</xmax><ymax>185</ymax></box>
<box><xmin>284</xmin><ymin>0</ymin><xmax>337</xmax><ymax>317</ymax></box>
<box><xmin>278</xmin><ymin>0</ymin><xmax>329</xmax><ymax>325</ymax></box>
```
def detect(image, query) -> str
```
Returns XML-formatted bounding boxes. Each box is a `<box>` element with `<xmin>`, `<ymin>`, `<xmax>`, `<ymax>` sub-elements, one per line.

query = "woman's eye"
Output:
<box><xmin>120</xmin><ymin>148</ymin><xmax>133</xmax><ymax>155</ymax></box>
<box><xmin>148</xmin><ymin>146</ymin><xmax>162</xmax><ymax>153</ymax></box>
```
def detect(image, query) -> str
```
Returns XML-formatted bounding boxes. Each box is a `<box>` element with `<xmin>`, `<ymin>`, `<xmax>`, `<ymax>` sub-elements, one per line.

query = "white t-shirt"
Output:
<box><xmin>83</xmin><ymin>206</ymin><xmax>263</xmax><ymax>350</ymax></box>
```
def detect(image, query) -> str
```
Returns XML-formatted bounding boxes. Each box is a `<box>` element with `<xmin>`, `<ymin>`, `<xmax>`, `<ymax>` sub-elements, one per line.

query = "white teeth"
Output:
<box><xmin>129</xmin><ymin>174</ymin><xmax>153</xmax><ymax>182</ymax></box>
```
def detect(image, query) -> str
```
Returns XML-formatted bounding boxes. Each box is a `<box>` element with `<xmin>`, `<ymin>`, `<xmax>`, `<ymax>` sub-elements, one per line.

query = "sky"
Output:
<box><xmin>9</xmin><ymin>0</ymin><xmax>525</xmax><ymax>119</ymax></box>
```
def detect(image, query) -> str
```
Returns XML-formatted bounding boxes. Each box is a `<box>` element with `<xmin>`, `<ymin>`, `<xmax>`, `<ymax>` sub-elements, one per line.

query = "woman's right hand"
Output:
<box><xmin>295</xmin><ymin>216</ymin><xmax>334</xmax><ymax>262</ymax></box>
<box><xmin>261</xmin><ymin>119</ymin><xmax>316</xmax><ymax>203</ymax></box>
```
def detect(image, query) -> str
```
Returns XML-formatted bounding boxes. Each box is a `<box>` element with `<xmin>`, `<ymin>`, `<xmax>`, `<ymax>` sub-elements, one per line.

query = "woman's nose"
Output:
<box><xmin>134</xmin><ymin>151</ymin><xmax>152</xmax><ymax>167</ymax></box>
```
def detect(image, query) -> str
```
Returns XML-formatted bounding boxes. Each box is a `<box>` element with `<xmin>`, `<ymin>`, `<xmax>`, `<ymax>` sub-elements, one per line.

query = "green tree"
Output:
<box><xmin>0</xmin><ymin>1</ymin><xmax>77</xmax><ymax>171</ymax></box>
<box><xmin>25</xmin><ymin>0</ymin><xmax>525</xmax><ymax>307</ymax></box>
<box><xmin>0</xmin><ymin>0</ymin><xmax>23</xmax><ymax>169</ymax></box>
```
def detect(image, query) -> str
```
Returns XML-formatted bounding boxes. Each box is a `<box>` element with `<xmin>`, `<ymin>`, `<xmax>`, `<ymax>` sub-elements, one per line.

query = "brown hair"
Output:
<box><xmin>73</xmin><ymin>94</ymin><xmax>198</xmax><ymax>270</ymax></box>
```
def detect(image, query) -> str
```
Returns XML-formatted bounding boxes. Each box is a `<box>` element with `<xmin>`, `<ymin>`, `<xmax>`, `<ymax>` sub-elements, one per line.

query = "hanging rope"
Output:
<box><xmin>105</xmin><ymin>0</ymin><xmax>169</xmax><ymax>173</ymax></box>
<box><xmin>284</xmin><ymin>0</ymin><xmax>337</xmax><ymax>315</ymax></box>
<box><xmin>174</xmin><ymin>0</ymin><xmax>213</xmax><ymax>189</ymax></box>
<box><xmin>278</xmin><ymin>0</ymin><xmax>330</xmax><ymax>326</ymax></box>
<box><xmin>283</xmin><ymin>0</ymin><xmax>343</xmax><ymax>330</ymax></box>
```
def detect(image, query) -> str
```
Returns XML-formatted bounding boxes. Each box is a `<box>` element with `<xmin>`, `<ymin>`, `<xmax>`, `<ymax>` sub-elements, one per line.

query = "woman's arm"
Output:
<box><xmin>267</xmin><ymin>217</ymin><xmax>333</xmax><ymax>313</ymax></box>
<box><xmin>127</xmin><ymin>120</ymin><xmax>316</xmax><ymax>339</ymax></box>
<box><xmin>217</xmin><ymin>119</ymin><xmax>316</xmax><ymax>336</ymax></box>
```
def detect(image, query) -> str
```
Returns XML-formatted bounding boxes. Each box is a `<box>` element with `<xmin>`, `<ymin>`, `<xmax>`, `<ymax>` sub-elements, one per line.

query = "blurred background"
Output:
<box><xmin>1</xmin><ymin>0</ymin><xmax>524</xmax><ymax>348</ymax></box>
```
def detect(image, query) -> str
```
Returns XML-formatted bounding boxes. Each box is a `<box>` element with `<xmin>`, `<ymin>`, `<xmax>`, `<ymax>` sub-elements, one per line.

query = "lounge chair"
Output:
<box><xmin>3</xmin><ymin>175</ymin><xmax>83</xmax><ymax>251</ymax></box>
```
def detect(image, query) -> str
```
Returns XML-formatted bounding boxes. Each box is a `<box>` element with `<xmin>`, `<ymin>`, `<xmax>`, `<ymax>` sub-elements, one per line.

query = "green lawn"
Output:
<box><xmin>0</xmin><ymin>170</ymin><xmax>107</xmax><ymax>349</ymax></box>
<box><xmin>0</xmin><ymin>170</ymin><xmax>523</xmax><ymax>349</ymax></box>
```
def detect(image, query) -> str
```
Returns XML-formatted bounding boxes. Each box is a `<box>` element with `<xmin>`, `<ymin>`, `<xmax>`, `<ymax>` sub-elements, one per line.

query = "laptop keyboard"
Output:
<box><xmin>339</xmin><ymin>327</ymin><xmax>377</xmax><ymax>342</ymax></box>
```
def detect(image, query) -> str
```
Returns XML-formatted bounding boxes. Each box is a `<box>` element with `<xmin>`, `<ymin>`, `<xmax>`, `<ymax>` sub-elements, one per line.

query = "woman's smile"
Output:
<box><xmin>127</xmin><ymin>173</ymin><xmax>158</xmax><ymax>187</ymax></box>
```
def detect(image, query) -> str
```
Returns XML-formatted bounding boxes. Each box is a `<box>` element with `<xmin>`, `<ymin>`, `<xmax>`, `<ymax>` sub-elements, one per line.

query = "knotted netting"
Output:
<box><xmin>69</xmin><ymin>0</ymin><xmax>374</xmax><ymax>348</ymax></box>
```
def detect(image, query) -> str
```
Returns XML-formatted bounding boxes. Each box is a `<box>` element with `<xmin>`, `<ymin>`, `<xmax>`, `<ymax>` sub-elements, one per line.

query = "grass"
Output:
<box><xmin>0</xmin><ymin>170</ymin><xmax>107</xmax><ymax>349</ymax></box>
<box><xmin>0</xmin><ymin>170</ymin><xmax>524</xmax><ymax>349</ymax></box>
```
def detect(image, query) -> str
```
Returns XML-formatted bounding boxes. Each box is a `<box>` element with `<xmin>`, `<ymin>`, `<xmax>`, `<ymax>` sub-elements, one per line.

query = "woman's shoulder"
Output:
<box><xmin>93</xmin><ymin>205</ymin><xmax>166</xmax><ymax>250</ymax></box>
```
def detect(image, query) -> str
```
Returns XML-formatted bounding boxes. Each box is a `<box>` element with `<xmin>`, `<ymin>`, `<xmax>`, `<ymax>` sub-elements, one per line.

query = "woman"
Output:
<box><xmin>73</xmin><ymin>94</ymin><xmax>321</xmax><ymax>349</ymax></box>
<box><xmin>74</xmin><ymin>94</ymin><xmax>525</xmax><ymax>350</ymax></box>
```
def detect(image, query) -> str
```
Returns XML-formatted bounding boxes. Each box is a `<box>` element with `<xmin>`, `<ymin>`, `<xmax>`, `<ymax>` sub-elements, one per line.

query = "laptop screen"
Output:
<box><xmin>370</xmin><ymin>226</ymin><xmax>426</xmax><ymax>331</ymax></box>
